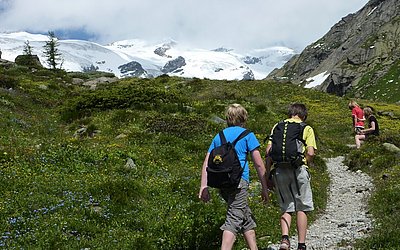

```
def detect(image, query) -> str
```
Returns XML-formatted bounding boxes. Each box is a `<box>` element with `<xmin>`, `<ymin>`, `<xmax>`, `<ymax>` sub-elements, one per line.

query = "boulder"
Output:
<box><xmin>15</xmin><ymin>55</ymin><xmax>43</xmax><ymax>68</ymax></box>
<box><xmin>82</xmin><ymin>76</ymin><xmax>119</xmax><ymax>90</ymax></box>
<box><xmin>383</xmin><ymin>143</ymin><xmax>400</xmax><ymax>154</ymax></box>
<box><xmin>0</xmin><ymin>59</ymin><xmax>15</xmax><ymax>69</ymax></box>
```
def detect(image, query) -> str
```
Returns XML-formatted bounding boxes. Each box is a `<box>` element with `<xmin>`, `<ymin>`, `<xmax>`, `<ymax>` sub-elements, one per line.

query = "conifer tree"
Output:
<box><xmin>43</xmin><ymin>31</ymin><xmax>62</xmax><ymax>70</ymax></box>
<box><xmin>23</xmin><ymin>40</ymin><xmax>33</xmax><ymax>56</ymax></box>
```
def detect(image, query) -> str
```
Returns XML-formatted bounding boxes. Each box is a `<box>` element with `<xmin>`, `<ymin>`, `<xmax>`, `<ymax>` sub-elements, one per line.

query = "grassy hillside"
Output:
<box><xmin>0</xmin><ymin>65</ymin><xmax>399</xmax><ymax>249</ymax></box>
<box><xmin>345</xmin><ymin>58</ymin><xmax>400</xmax><ymax>103</ymax></box>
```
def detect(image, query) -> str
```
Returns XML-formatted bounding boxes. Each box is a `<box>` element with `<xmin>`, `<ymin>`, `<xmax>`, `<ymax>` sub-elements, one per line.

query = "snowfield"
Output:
<box><xmin>0</xmin><ymin>31</ymin><xmax>296</xmax><ymax>80</ymax></box>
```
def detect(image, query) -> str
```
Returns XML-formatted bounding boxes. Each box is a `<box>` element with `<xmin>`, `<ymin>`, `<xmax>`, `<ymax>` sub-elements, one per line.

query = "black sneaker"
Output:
<box><xmin>297</xmin><ymin>243</ymin><xmax>307</xmax><ymax>250</ymax></box>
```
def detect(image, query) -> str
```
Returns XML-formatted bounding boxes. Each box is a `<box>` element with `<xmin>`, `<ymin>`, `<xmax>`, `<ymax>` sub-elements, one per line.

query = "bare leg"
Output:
<box><xmin>297</xmin><ymin>211</ymin><xmax>308</xmax><ymax>243</ymax></box>
<box><xmin>355</xmin><ymin>134</ymin><xmax>365</xmax><ymax>149</ymax></box>
<box><xmin>280</xmin><ymin>212</ymin><xmax>292</xmax><ymax>236</ymax></box>
<box><xmin>243</xmin><ymin>229</ymin><xmax>258</xmax><ymax>250</ymax></box>
<box><xmin>221</xmin><ymin>230</ymin><xmax>236</xmax><ymax>250</ymax></box>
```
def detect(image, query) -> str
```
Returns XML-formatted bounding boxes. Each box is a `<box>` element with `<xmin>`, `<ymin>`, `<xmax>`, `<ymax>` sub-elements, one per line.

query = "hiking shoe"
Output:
<box><xmin>279</xmin><ymin>238</ymin><xmax>290</xmax><ymax>250</ymax></box>
<box><xmin>297</xmin><ymin>244</ymin><xmax>307</xmax><ymax>250</ymax></box>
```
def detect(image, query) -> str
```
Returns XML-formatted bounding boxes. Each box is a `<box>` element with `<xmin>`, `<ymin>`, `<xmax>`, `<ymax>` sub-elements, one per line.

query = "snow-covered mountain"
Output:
<box><xmin>0</xmin><ymin>32</ymin><xmax>296</xmax><ymax>80</ymax></box>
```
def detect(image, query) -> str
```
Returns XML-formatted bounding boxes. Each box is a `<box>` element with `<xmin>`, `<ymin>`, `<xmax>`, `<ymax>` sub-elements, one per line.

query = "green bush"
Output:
<box><xmin>0</xmin><ymin>74</ymin><xmax>18</xmax><ymax>89</ymax></box>
<box><xmin>146</xmin><ymin>113</ymin><xmax>210</xmax><ymax>138</ymax></box>
<box><xmin>60</xmin><ymin>80</ymin><xmax>186</xmax><ymax>122</ymax></box>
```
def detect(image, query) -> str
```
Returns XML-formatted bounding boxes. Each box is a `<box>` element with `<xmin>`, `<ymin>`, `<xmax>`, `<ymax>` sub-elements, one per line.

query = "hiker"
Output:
<box><xmin>199</xmin><ymin>103</ymin><xmax>269</xmax><ymax>250</ymax></box>
<box><xmin>265</xmin><ymin>103</ymin><xmax>317</xmax><ymax>250</ymax></box>
<box><xmin>355</xmin><ymin>106</ymin><xmax>379</xmax><ymax>149</ymax></box>
<box><xmin>348</xmin><ymin>100</ymin><xmax>365</xmax><ymax>134</ymax></box>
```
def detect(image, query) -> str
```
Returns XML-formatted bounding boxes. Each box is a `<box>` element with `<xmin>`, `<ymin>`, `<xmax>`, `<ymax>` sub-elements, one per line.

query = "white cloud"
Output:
<box><xmin>0</xmin><ymin>0</ymin><xmax>369</xmax><ymax>51</ymax></box>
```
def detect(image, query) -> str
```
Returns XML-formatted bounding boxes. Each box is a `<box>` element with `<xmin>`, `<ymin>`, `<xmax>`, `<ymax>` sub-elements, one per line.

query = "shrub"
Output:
<box><xmin>146</xmin><ymin>113</ymin><xmax>209</xmax><ymax>138</ymax></box>
<box><xmin>60</xmin><ymin>81</ymin><xmax>185</xmax><ymax>122</ymax></box>
<box><xmin>0</xmin><ymin>74</ymin><xmax>18</xmax><ymax>89</ymax></box>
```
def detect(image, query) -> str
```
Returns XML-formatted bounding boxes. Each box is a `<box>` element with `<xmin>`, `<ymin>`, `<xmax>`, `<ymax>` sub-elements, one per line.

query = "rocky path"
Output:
<box><xmin>268</xmin><ymin>156</ymin><xmax>374</xmax><ymax>250</ymax></box>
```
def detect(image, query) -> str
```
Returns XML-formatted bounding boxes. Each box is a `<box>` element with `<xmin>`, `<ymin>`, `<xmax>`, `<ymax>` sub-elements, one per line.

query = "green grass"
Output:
<box><xmin>1</xmin><ymin>65</ymin><xmax>400</xmax><ymax>249</ymax></box>
<box><xmin>345</xmin><ymin>132</ymin><xmax>400</xmax><ymax>249</ymax></box>
<box><xmin>347</xmin><ymin>59</ymin><xmax>400</xmax><ymax>103</ymax></box>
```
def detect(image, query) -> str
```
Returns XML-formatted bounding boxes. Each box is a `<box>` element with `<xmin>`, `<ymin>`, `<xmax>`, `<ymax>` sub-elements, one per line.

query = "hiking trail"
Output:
<box><xmin>268</xmin><ymin>156</ymin><xmax>374</xmax><ymax>250</ymax></box>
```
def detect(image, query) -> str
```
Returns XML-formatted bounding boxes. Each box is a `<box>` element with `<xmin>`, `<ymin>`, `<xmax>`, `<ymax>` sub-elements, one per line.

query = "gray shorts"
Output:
<box><xmin>219</xmin><ymin>179</ymin><xmax>256</xmax><ymax>235</ymax></box>
<box><xmin>273</xmin><ymin>165</ymin><xmax>314</xmax><ymax>213</ymax></box>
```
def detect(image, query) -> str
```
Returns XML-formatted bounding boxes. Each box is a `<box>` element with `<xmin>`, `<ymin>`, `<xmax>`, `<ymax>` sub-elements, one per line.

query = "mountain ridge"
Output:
<box><xmin>0</xmin><ymin>31</ymin><xmax>296</xmax><ymax>80</ymax></box>
<box><xmin>266</xmin><ymin>0</ymin><xmax>400</xmax><ymax>103</ymax></box>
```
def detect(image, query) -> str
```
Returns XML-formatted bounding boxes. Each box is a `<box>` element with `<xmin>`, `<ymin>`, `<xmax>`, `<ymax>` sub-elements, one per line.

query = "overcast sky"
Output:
<box><xmin>0</xmin><ymin>0</ymin><xmax>369</xmax><ymax>52</ymax></box>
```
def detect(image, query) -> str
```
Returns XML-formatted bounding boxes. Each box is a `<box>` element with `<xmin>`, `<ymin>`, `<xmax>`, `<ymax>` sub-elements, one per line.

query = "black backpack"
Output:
<box><xmin>269</xmin><ymin>121</ymin><xmax>307</xmax><ymax>168</ymax></box>
<box><xmin>207</xmin><ymin>129</ymin><xmax>250</xmax><ymax>189</ymax></box>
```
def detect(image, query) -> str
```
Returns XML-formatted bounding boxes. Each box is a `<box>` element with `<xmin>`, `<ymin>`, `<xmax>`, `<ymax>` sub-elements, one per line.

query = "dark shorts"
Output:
<box><xmin>355</xmin><ymin>126</ymin><xmax>364</xmax><ymax>134</ymax></box>
<box><xmin>219</xmin><ymin>179</ymin><xmax>256</xmax><ymax>235</ymax></box>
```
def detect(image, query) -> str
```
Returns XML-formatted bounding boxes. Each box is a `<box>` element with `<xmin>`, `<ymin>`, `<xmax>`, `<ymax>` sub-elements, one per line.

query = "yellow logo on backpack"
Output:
<box><xmin>213</xmin><ymin>155</ymin><xmax>223</xmax><ymax>164</ymax></box>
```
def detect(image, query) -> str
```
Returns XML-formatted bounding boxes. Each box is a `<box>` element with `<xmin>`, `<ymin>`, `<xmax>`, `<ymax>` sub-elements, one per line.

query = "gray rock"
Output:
<box><xmin>82</xmin><ymin>76</ymin><xmax>119</xmax><ymax>90</ymax></box>
<box><xmin>15</xmin><ymin>55</ymin><xmax>43</xmax><ymax>68</ymax></box>
<box><xmin>0</xmin><ymin>58</ymin><xmax>15</xmax><ymax>69</ymax></box>
<box><xmin>383</xmin><ymin>142</ymin><xmax>400</xmax><ymax>153</ymax></box>
<box><xmin>118</xmin><ymin>61</ymin><xmax>148</xmax><ymax>77</ymax></box>
<box><xmin>210</xmin><ymin>115</ymin><xmax>225</xmax><ymax>124</ymax></box>
<box><xmin>72</xmin><ymin>78</ymin><xmax>85</xmax><ymax>85</ymax></box>
<box><xmin>125</xmin><ymin>158</ymin><xmax>136</xmax><ymax>169</ymax></box>
<box><xmin>242</xmin><ymin>70</ymin><xmax>255</xmax><ymax>80</ymax></box>
<box><xmin>161</xmin><ymin>56</ymin><xmax>186</xmax><ymax>73</ymax></box>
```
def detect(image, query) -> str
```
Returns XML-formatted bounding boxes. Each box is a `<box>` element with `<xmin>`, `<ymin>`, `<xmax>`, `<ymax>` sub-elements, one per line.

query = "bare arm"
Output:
<box><xmin>198</xmin><ymin>153</ymin><xmax>210</xmax><ymax>202</ymax></box>
<box><xmin>305</xmin><ymin>146</ymin><xmax>315</xmax><ymax>167</ymax></box>
<box><xmin>361</xmin><ymin>121</ymin><xmax>375</xmax><ymax>134</ymax></box>
<box><xmin>264</xmin><ymin>144</ymin><xmax>273</xmax><ymax>187</ymax></box>
<box><xmin>352</xmin><ymin>114</ymin><xmax>357</xmax><ymax>128</ymax></box>
<box><xmin>265</xmin><ymin>144</ymin><xmax>272</xmax><ymax>156</ymax></box>
<box><xmin>251</xmin><ymin>149</ymin><xmax>269</xmax><ymax>203</ymax></box>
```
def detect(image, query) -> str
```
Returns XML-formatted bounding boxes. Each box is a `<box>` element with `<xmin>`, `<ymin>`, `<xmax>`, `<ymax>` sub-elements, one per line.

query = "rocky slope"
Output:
<box><xmin>267</xmin><ymin>0</ymin><xmax>400</xmax><ymax>103</ymax></box>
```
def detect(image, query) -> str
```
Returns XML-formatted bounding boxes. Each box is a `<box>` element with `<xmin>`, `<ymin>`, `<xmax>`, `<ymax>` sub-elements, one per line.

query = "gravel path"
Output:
<box><xmin>268</xmin><ymin>156</ymin><xmax>374</xmax><ymax>250</ymax></box>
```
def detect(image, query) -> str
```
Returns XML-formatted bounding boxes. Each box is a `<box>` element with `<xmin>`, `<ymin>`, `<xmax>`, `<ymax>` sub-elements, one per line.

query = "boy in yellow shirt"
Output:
<box><xmin>265</xmin><ymin>103</ymin><xmax>317</xmax><ymax>250</ymax></box>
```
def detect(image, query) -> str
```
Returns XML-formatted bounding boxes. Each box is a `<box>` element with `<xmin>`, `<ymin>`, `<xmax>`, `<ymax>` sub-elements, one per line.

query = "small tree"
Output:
<box><xmin>43</xmin><ymin>31</ymin><xmax>62</xmax><ymax>70</ymax></box>
<box><xmin>23</xmin><ymin>40</ymin><xmax>33</xmax><ymax>56</ymax></box>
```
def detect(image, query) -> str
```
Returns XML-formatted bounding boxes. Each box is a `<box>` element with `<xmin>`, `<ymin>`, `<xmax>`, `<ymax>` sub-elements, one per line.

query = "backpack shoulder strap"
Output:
<box><xmin>218</xmin><ymin>131</ymin><xmax>227</xmax><ymax>144</ymax></box>
<box><xmin>263</xmin><ymin>121</ymin><xmax>283</xmax><ymax>143</ymax></box>
<box><xmin>298</xmin><ymin>122</ymin><xmax>308</xmax><ymax>146</ymax></box>
<box><xmin>232</xmin><ymin>129</ymin><xmax>251</xmax><ymax>146</ymax></box>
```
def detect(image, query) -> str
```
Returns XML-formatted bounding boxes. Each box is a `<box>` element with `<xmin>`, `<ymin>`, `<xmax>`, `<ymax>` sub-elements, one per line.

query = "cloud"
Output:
<box><xmin>0</xmin><ymin>0</ymin><xmax>369</xmax><ymax>51</ymax></box>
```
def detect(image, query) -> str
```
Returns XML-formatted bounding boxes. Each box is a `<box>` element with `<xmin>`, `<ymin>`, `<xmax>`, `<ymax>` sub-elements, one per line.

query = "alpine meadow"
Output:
<box><xmin>1</xmin><ymin>60</ymin><xmax>400</xmax><ymax>249</ymax></box>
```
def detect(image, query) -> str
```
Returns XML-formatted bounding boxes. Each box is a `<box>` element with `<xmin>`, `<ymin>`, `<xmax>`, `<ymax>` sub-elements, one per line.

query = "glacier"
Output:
<box><xmin>0</xmin><ymin>31</ymin><xmax>296</xmax><ymax>80</ymax></box>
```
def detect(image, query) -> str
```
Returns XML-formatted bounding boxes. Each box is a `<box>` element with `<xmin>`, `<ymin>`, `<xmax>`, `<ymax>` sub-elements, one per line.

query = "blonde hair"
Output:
<box><xmin>348</xmin><ymin>100</ymin><xmax>359</xmax><ymax>109</ymax></box>
<box><xmin>225</xmin><ymin>104</ymin><xmax>248</xmax><ymax>127</ymax></box>
<box><xmin>363</xmin><ymin>106</ymin><xmax>373</xmax><ymax>117</ymax></box>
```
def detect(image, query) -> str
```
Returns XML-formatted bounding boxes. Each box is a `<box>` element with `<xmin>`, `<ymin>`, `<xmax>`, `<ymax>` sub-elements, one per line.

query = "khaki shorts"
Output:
<box><xmin>219</xmin><ymin>179</ymin><xmax>256</xmax><ymax>235</ymax></box>
<box><xmin>273</xmin><ymin>165</ymin><xmax>314</xmax><ymax>213</ymax></box>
